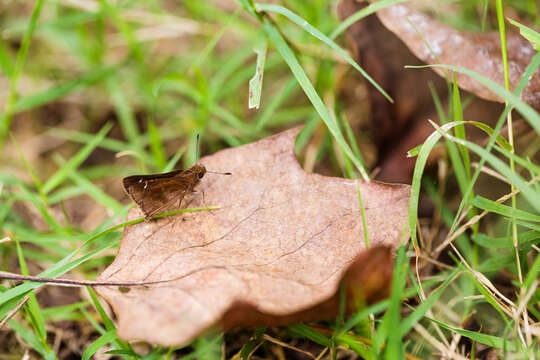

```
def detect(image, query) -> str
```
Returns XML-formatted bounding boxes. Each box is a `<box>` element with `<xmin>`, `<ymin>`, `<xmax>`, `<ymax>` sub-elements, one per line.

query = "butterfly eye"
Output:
<box><xmin>198</xmin><ymin>172</ymin><xmax>204</xmax><ymax>179</ymax></box>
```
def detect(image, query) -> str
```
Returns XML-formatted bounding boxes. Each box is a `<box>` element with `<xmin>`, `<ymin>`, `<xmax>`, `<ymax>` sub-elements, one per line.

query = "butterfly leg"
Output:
<box><xmin>199</xmin><ymin>188</ymin><xmax>217</xmax><ymax>217</ymax></box>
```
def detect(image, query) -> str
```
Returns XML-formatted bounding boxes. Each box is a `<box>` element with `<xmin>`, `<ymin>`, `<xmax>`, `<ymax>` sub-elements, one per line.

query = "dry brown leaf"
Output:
<box><xmin>374</xmin><ymin>2</ymin><xmax>540</xmax><ymax>110</ymax></box>
<box><xmin>337</xmin><ymin>0</ymin><xmax>507</xmax><ymax>183</ymax></box>
<box><xmin>338</xmin><ymin>0</ymin><xmax>447</xmax><ymax>145</ymax></box>
<box><xmin>96</xmin><ymin>128</ymin><xmax>410</xmax><ymax>346</ymax></box>
<box><xmin>337</xmin><ymin>0</ymin><xmax>449</xmax><ymax>183</ymax></box>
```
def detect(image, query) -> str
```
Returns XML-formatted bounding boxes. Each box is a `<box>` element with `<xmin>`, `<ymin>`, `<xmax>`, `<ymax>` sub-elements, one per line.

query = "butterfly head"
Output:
<box><xmin>192</xmin><ymin>164</ymin><xmax>206</xmax><ymax>180</ymax></box>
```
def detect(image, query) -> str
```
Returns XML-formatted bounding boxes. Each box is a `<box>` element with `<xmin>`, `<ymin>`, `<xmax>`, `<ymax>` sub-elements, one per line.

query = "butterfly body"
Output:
<box><xmin>123</xmin><ymin>164</ymin><xmax>207</xmax><ymax>219</ymax></box>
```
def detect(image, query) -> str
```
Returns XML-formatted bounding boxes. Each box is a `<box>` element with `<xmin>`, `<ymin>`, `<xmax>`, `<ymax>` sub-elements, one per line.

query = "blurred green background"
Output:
<box><xmin>0</xmin><ymin>0</ymin><xmax>539</xmax><ymax>359</ymax></box>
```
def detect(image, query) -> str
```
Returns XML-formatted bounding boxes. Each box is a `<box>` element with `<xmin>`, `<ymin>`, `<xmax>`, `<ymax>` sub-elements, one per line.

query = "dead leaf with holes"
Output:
<box><xmin>96</xmin><ymin>128</ymin><xmax>410</xmax><ymax>346</ymax></box>
<box><xmin>373</xmin><ymin>2</ymin><xmax>540</xmax><ymax>110</ymax></box>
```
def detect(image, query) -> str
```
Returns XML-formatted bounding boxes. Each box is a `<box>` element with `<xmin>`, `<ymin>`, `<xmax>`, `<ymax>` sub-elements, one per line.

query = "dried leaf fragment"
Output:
<box><xmin>374</xmin><ymin>3</ymin><xmax>540</xmax><ymax>109</ymax></box>
<box><xmin>97</xmin><ymin>128</ymin><xmax>410</xmax><ymax>346</ymax></box>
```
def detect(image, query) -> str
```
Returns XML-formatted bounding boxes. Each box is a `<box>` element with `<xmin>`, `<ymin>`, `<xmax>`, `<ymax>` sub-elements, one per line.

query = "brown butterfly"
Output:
<box><xmin>123</xmin><ymin>136</ymin><xmax>230</xmax><ymax>219</ymax></box>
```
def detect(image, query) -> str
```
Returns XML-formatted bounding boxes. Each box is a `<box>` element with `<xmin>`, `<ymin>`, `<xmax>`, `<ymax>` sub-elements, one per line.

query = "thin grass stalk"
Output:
<box><xmin>0</xmin><ymin>0</ymin><xmax>45</xmax><ymax>146</ymax></box>
<box><xmin>494</xmin><ymin>1</ymin><xmax>531</xmax><ymax>351</ymax></box>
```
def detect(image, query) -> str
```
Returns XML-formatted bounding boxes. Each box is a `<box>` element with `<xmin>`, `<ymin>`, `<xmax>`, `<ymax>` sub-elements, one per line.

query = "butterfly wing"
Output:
<box><xmin>123</xmin><ymin>170</ymin><xmax>196</xmax><ymax>218</ymax></box>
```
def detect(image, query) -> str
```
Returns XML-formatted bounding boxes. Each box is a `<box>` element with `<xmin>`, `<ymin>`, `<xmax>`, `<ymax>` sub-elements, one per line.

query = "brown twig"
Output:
<box><xmin>0</xmin><ymin>295</ymin><xmax>29</xmax><ymax>329</ymax></box>
<box><xmin>0</xmin><ymin>271</ymin><xmax>157</xmax><ymax>287</ymax></box>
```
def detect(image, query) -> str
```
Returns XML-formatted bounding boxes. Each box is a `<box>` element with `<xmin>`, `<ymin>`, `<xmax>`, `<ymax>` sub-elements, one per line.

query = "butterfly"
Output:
<box><xmin>123</xmin><ymin>136</ymin><xmax>230</xmax><ymax>219</ymax></box>
<box><xmin>122</xmin><ymin>164</ymin><xmax>209</xmax><ymax>219</ymax></box>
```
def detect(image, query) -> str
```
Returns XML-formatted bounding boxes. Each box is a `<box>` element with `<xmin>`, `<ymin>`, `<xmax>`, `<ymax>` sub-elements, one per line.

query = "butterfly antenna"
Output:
<box><xmin>195</xmin><ymin>134</ymin><xmax>200</xmax><ymax>164</ymax></box>
<box><xmin>207</xmin><ymin>171</ymin><xmax>232</xmax><ymax>175</ymax></box>
<box><xmin>195</xmin><ymin>134</ymin><xmax>231</xmax><ymax>175</ymax></box>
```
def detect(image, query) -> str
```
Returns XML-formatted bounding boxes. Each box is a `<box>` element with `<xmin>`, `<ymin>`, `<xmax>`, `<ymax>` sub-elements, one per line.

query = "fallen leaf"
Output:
<box><xmin>337</xmin><ymin>1</ymin><xmax>447</xmax><ymax>146</ymax></box>
<box><xmin>96</xmin><ymin>128</ymin><xmax>410</xmax><ymax>346</ymax></box>
<box><xmin>337</xmin><ymin>0</ymin><xmax>448</xmax><ymax>183</ymax></box>
<box><xmin>337</xmin><ymin>0</ymin><xmax>506</xmax><ymax>183</ymax></box>
<box><xmin>374</xmin><ymin>2</ymin><xmax>540</xmax><ymax>110</ymax></box>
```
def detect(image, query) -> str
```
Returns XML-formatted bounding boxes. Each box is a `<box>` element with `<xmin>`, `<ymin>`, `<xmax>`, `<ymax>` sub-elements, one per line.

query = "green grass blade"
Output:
<box><xmin>0</xmin><ymin>39</ymin><xmax>14</xmax><ymax>77</ymax></box>
<box><xmin>408</xmin><ymin>126</ymin><xmax>445</xmax><ymax>246</ymax></box>
<box><xmin>357</xmin><ymin>181</ymin><xmax>370</xmax><ymax>248</ymax></box>
<box><xmin>523</xmin><ymin>252</ymin><xmax>540</xmax><ymax>289</ymax></box>
<box><xmin>0</xmin><ymin>242</ymin><xmax>116</xmax><ymax>317</ymax></box>
<box><xmin>17</xmin><ymin>183</ymin><xmax>65</xmax><ymax>234</ymax></box>
<box><xmin>472</xmin><ymin>196</ymin><xmax>540</xmax><ymax>222</ymax></box>
<box><xmin>0</xmin><ymin>0</ymin><xmax>45</xmax><ymax>145</ymax></box>
<box><xmin>147</xmin><ymin>120</ymin><xmax>167</xmax><ymax>170</ymax></box>
<box><xmin>477</xmin><ymin>254</ymin><xmax>515</xmax><ymax>272</ymax></box>
<box><xmin>10</xmin><ymin>133</ymin><xmax>44</xmax><ymax>192</ymax></box>
<box><xmin>80</xmin><ymin>307</ymin><xmax>107</xmax><ymax>335</ymax></box>
<box><xmin>15</xmin><ymin>240</ymin><xmax>47</xmax><ymax>343</ymax></box>
<box><xmin>9</xmin><ymin>319</ymin><xmax>58</xmax><ymax>360</ymax></box>
<box><xmin>410</xmin><ymin>120</ymin><xmax>540</xmax><ymax>246</ymax></box>
<box><xmin>12</xmin><ymin>66</ymin><xmax>115</xmax><ymax>114</ymax></box>
<box><xmin>41</xmin><ymin>301</ymin><xmax>88</xmax><ymax>322</ymax></box>
<box><xmin>105</xmin><ymin>349</ymin><xmax>140</xmax><ymax>357</ymax></box>
<box><xmin>406</xmin><ymin>64</ymin><xmax>540</xmax><ymax>134</ymax></box>
<box><xmin>261</xmin><ymin>17</ymin><xmax>369</xmax><ymax>180</ymax></box>
<box><xmin>107</xmin><ymin>78</ymin><xmax>141</xmax><ymax>149</ymax></box>
<box><xmin>339</xmin><ymin>112</ymin><xmax>365</xmax><ymax>167</ymax></box>
<box><xmin>329</xmin><ymin>0</ymin><xmax>407</xmax><ymax>39</ymax></box>
<box><xmin>408</xmin><ymin>120</ymin><xmax>512</xmax><ymax>157</ymax></box>
<box><xmin>472</xmin><ymin>231</ymin><xmax>540</xmax><ymax>248</ymax></box>
<box><xmin>42</xmin><ymin>122</ymin><xmax>112</xmax><ymax>194</ymax></box>
<box><xmin>98</xmin><ymin>0</ymin><xmax>143</xmax><ymax>62</ymax></box>
<box><xmin>464</xmin><ymin>121</ymin><xmax>512</xmax><ymax>151</ymax></box>
<box><xmin>87</xmin><ymin>288</ymin><xmax>116</xmax><ymax>332</ymax></box>
<box><xmin>82</xmin><ymin>329</ymin><xmax>117</xmax><ymax>360</ymax></box>
<box><xmin>49</xmin><ymin>128</ymin><xmax>154</xmax><ymax>166</ymax></box>
<box><xmin>288</xmin><ymin>324</ymin><xmax>332</xmax><ymax>347</ymax></box>
<box><xmin>477</xmin><ymin>141</ymin><xmax>540</xmax><ymax>176</ymax></box>
<box><xmin>238</xmin><ymin>328</ymin><xmax>266</xmax><ymax>359</ymax></box>
<box><xmin>427</xmin><ymin>316</ymin><xmax>518</xmax><ymax>351</ymax></box>
<box><xmin>54</xmin><ymin>155</ymin><xmax>124</xmax><ymax>213</ymax></box>
<box><xmin>191</xmin><ymin>7</ymin><xmax>242</xmax><ymax>71</ymax></box>
<box><xmin>446</xmin><ymin>50</ymin><xmax>540</xmax><ymax>235</ymax></box>
<box><xmin>444</xmin><ymin>123</ymin><xmax>468</xmax><ymax>196</ymax></box>
<box><xmin>255</xmin><ymin>78</ymin><xmax>297</xmax><ymax>130</ymax></box>
<box><xmin>495</xmin><ymin>1</ymin><xmax>510</xmax><ymax>90</ymax></box>
<box><xmin>256</xmin><ymin>3</ymin><xmax>393</xmax><ymax>103</ymax></box>
<box><xmin>336</xmin><ymin>333</ymin><xmax>373</xmax><ymax>359</ymax></box>
<box><xmin>248</xmin><ymin>36</ymin><xmax>267</xmax><ymax>110</ymax></box>
<box><xmin>340</xmin><ymin>299</ymin><xmax>389</xmax><ymax>334</ymax></box>
<box><xmin>210</xmin><ymin>47</ymin><xmax>253</xmax><ymax>99</ymax></box>
<box><xmin>164</xmin><ymin>147</ymin><xmax>186</xmax><ymax>172</ymax></box>
<box><xmin>383</xmin><ymin>245</ymin><xmax>407</xmax><ymax>359</ymax></box>
<box><xmin>452</xmin><ymin>76</ymin><xmax>472</xmax><ymax>182</ymax></box>
<box><xmin>508</xmin><ymin>18</ymin><xmax>540</xmax><ymax>50</ymax></box>
<box><xmin>399</xmin><ymin>269</ymin><xmax>458</xmax><ymax>336</ymax></box>
<box><xmin>431</xmin><ymin>121</ymin><xmax>540</xmax><ymax>212</ymax></box>
<box><xmin>193</xmin><ymin>333</ymin><xmax>223</xmax><ymax>360</ymax></box>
